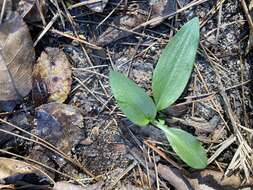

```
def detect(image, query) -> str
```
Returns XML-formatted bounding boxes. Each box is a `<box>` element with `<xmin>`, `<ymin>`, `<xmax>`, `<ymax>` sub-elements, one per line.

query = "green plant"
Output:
<box><xmin>109</xmin><ymin>17</ymin><xmax>207</xmax><ymax>169</ymax></box>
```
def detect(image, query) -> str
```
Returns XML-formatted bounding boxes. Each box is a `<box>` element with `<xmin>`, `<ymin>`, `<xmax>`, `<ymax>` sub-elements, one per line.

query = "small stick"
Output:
<box><xmin>33</xmin><ymin>13</ymin><xmax>59</xmax><ymax>47</ymax></box>
<box><xmin>240</xmin><ymin>0</ymin><xmax>253</xmax><ymax>32</ymax></box>
<box><xmin>68</xmin><ymin>0</ymin><xmax>103</xmax><ymax>9</ymax></box>
<box><xmin>0</xmin><ymin>0</ymin><xmax>7</xmax><ymax>24</ymax></box>
<box><xmin>36</xmin><ymin>0</ymin><xmax>46</xmax><ymax>25</ymax></box>
<box><xmin>96</xmin><ymin>0</ymin><xmax>123</xmax><ymax>29</ymax></box>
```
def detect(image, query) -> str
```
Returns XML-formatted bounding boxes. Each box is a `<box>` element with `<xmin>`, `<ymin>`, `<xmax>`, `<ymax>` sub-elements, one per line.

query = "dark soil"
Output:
<box><xmin>0</xmin><ymin>0</ymin><xmax>253</xmax><ymax>189</ymax></box>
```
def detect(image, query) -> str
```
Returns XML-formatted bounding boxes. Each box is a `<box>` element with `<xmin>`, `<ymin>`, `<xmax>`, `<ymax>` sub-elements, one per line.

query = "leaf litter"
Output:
<box><xmin>32</xmin><ymin>48</ymin><xmax>72</xmax><ymax>105</ymax></box>
<box><xmin>0</xmin><ymin>0</ymin><xmax>253</xmax><ymax>189</ymax></box>
<box><xmin>0</xmin><ymin>157</ymin><xmax>53</xmax><ymax>185</ymax></box>
<box><xmin>0</xmin><ymin>12</ymin><xmax>35</xmax><ymax>111</ymax></box>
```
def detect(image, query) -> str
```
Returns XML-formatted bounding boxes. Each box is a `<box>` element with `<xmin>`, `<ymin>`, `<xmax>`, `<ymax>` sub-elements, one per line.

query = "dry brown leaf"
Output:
<box><xmin>34</xmin><ymin>102</ymin><xmax>84</xmax><ymax>153</ymax></box>
<box><xmin>53</xmin><ymin>181</ymin><xmax>103</xmax><ymax>190</ymax></box>
<box><xmin>157</xmin><ymin>164</ymin><xmax>192</xmax><ymax>190</ymax></box>
<box><xmin>95</xmin><ymin>1</ymin><xmax>176</xmax><ymax>46</ymax></box>
<box><xmin>13</xmin><ymin>0</ymin><xmax>35</xmax><ymax>18</ymax></box>
<box><xmin>32</xmin><ymin>48</ymin><xmax>72</xmax><ymax>105</ymax></box>
<box><xmin>0</xmin><ymin>158</ymin><xmax>36</xmax><ymax>179</ymax></box>
<box><xmin>0</xmin><ymin>157</ymin><xmax>51</xmax><ymax>182</ymax></box>
<box><xmin>150</xmin><ymin>0</ymin><xmax>175</xmax><ymax>15</ymax></box>
<box><xmin>1</xmin><ymin>0</ymin><xmax>45</xmax><ymax>22</ymax></box>
<box><xmin>149</xmin><ymin>0</ymin><xmax>176</xmax><ymax>27</ymax></box>
<box><xmin>28</xmin><ymin>103</ymin><xmax>85</xmax><ymax>172</ymax></box>
<box><xmin>189</xmin><ymin>169</ymin><xmax>253</xmax><ymax>189</ymax></box>
<box><xmin>14</xmin><ymin>0</ymin><xmax>46</xmax><ymax>22</ymax></box>
<box><xmin>96</xmin><ymin>14</ymin><xmax>147</xmax><ymax>46</ymax></box>
<box><xmin>0</xmin><ymin>12</ymin><xmax>35</xmax><ymax>105</ymax></box>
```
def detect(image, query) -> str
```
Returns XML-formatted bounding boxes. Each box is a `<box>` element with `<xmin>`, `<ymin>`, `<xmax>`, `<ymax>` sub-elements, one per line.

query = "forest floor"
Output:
<box><xmin>0</xmin><ymin>0</ymin><xmax>253</xmax><ymax>189</ymax></box>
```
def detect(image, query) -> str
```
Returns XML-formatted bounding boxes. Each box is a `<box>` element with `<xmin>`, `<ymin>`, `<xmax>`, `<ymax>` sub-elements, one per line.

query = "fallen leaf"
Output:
<box><xmin>13</xmin><ymin>0</ymin><xmax>35</xmax><ymax>18</ymax></box>
<box><xmin>163</xmin><ymin>105</ymin><xmax>189</xmax><ymax>117</ymax></box>
<box><xmin>53</xmin><ymin>181</ymin><xmax>103</xmax><ymax>190</ymax></box>
<box><xmin>29</xmin><ymin>103</ymin><xmax>85</xmax><ymax>169</ymax></box>
<box><xmin>189</xmin><ymin>169</ymin><xmax>253</xmax><ymax>189</ymax></box>
<box><xmin>0</xmin><ymin>12</ymin><xmax>35</xmax><ymax>109</ymax></box>
<box><xmin>32</xmin><ymin>48</ymin><xmax>72</xmax><ymax>105</ymax></box>
<box><xmin>34</xmin><ymin>102</ymin><xmax>84</xmax><ymax>153</ymax></box>
<box><xmin>150</xmin><ymin>0</ymin><xmax>176</xmax><ymax>15</ymax></box>
<box><xmin>0</xmin><ymin>157</ymin><xmax>52</xmax><ymax>184</ymax></box>
<box><xmin>96</xmin><ymin>8</ymin><xmax>147</xmax><ymax>46</ymax></box>
<box><xmin>1</xmin><ymin>0</ymin><xmax>46</xmax><ymax>22</ymax></box>
<box><xmin>95</xmin><ymin>1</ymin><xmax>177</xmax><ymax>46</ymax></box>
<box><xmin>0</xmin><ymin>158</ymin><xmax>37</xmax><ymax>179</ymax></box>
<box><xmin>149</xmin><ymin>0</ymin><xmax>176</xmax><ymax>27</ymax></box>
<box><xmin>15</xmin><ymin>0</ymin><xmax>46</xmax><ymax>22</ymax></box>
<box><xmin>173</xmin><ymin>116</ymin><xmax>219</xmax><ymax>133</ymax></box>
<box><xmin>157</xmin><ymin>164</ymin><xmax>193</xmax><ymax>190</ymax></box>
<box><xmin>0</xmin><ymin>100</ymin><xmax>21</xmax><ymax>112</ymax></box>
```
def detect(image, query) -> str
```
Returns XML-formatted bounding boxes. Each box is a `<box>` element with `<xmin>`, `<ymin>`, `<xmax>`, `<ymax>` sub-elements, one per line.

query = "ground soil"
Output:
<box><xmin>0</xmin><ymin>0</ymin><xmax>253</xmax><ymax>189</ymax></box>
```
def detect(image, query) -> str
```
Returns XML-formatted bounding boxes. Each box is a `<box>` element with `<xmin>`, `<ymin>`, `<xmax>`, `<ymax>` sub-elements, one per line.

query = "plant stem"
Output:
<box><xmin>151</xmin><ymin>119</ymin><xmax>167</xmax><ymax>131</ymax></box>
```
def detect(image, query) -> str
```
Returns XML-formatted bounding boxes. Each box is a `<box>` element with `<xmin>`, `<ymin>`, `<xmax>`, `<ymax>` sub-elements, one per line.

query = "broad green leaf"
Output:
<box><xmin>152</xmin><ymin>17</ymin><xmax>200</xmax><ymax>111</ymax></box>
<box><xmin>156</xmin><ymin>122</ymin><xmax>207</xmax><ymax>169</ymax></box>
<box><xmin>109</xmin><ymin>70</ymin><xmax>156</xmax><ymax>126</ymax></box>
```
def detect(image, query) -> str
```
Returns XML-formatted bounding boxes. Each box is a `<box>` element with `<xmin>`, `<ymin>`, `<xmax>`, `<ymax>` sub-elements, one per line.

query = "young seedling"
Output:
<box><xmin>109</xmin><ymin>17</ymin><xmax>207</xmax><ymax>169</ymax></box>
